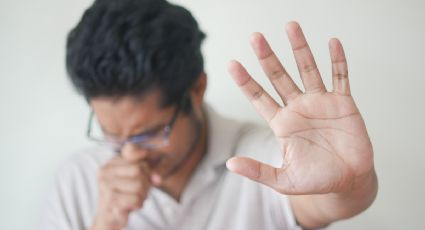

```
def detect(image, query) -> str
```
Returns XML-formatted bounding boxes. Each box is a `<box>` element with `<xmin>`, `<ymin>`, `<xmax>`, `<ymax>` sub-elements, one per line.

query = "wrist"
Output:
<box><xmin>290</xmin><ymin>168</ymin><xmax>378</xmax><ymax>229</ymax></box>
<box><xmin>323</xmin><ymin>168</ymin><xmax>378</xmax><ymax>222</ymax></box>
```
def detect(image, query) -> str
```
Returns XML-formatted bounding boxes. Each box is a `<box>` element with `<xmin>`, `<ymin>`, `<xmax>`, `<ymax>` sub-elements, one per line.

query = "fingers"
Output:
<box><xmin>98</xmin><ymin>162</ymin><xmax>151</xmax><ymax>195</ymax></box>
<box><xmin>228</xmin><ymin>60</ymin><xmax>281</xmax><ymax>123</ymax></box>
<box><xmin>104</xmin><ymin>160</ymin><xmax>149</xmax><ymax>179</ymax></box>
<box><xmin>106</xmin><ymin>176</ymin><xmax>150</xmax><ymax>195</ymax></box>
<box><xmin>286</xmin><ymin>21</ymin><xmax>326</xmax><ymax>93</ymax></box>
<box><xmin>94</xmin><ymin>158</ymin><xmax>151</xmax><ymax>229</ymax></box>
<box><xmin>110</xmin><ymin>192</ymin><xmax>145</xmax><ymax>212</ymax></box>
<box><xmin>329</xmin><ymin>38</ymin><xmax>351</xmax><ymax>95</ymax></box>
<box><xmin>226</xmin><ymin>156</ymin><xmax>281</xmax><ymax>190</ymax></box>
<box><xmin>250</xmin><ymin>32</ymin><xmax>302</xmax><ymax>104</ymax></box>
<box><xmin>95</xmin><ymin>191</ymin><xmax>144</xmax><ymax>229</ymax></box>
<box><xmin>226</xmin><ymin>156</ymin><xmax>300</xmax><ymax>195</ymax></box>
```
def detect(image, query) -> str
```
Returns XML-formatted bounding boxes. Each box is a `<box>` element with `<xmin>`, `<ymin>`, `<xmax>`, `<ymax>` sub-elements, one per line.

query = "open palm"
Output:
<box><xmin>227</xmin><ymin>22</ymin><xmax>373</xmax><ymax>195</ymax></box>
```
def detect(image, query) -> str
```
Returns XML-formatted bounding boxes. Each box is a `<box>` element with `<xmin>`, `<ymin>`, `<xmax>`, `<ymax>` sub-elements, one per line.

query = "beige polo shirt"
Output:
<box><xmin>40</xmin><ymin>105</ymin><xmax>302</xmax><ymax>230</ymax></box>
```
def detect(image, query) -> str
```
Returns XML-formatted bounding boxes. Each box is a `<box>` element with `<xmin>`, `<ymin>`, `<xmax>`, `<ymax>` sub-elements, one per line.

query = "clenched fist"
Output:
<box><xmin>91</xmin><ymin>145</ymin><xmax>152</xmax><ymax>230</ymax></box>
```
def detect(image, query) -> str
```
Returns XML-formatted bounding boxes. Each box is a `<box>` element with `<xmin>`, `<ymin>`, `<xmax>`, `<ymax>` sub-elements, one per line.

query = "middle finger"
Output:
<box><xmin>250</xmin><ymin>32</ymin><xmax>302</xmax><ymax>105</ymax></box>
<box><xmin>286</xmin><ymin>21</ymin><xmax>326</xmax><ymax>93</ymax></box>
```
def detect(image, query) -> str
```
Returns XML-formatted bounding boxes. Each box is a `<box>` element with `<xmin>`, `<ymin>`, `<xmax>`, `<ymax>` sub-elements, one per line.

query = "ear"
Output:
<box><xmin>190</xmin><ymin>72</ymin><xmax>207</xmax><ymax>107</ymax></box>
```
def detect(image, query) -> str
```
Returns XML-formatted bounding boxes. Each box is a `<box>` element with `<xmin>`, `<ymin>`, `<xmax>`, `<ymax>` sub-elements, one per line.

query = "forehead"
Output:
<box><xmin>90</xmin><ymin>91</ymin><xmax>174</xmax><ymax>136</ymax></box>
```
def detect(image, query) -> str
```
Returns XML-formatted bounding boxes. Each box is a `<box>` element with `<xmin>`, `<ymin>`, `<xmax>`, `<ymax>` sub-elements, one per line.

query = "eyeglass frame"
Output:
<box><xmin>86</xmin><ymin>93</ymin><xmax>188</xmax><ymax>151</ymax></box>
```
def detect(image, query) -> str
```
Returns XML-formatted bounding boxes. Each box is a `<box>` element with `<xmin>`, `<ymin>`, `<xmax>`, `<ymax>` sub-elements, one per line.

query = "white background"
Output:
<box><xmin>1</xmin><ymin>0</ymin><xmax>424</xmax><ymax>229</ymax></box>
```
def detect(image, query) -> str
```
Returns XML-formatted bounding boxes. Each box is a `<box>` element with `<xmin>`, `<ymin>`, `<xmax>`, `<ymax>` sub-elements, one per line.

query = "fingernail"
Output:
<box><xmin>226</xmin><ymin>158</ymin><xmax>237</xmax><ymax>171</ymax></box>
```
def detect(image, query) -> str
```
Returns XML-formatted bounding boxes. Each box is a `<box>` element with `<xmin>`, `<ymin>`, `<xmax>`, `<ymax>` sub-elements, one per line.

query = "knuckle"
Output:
<box><xmin>301</xmin><ymin>63</ymin><xmax>317</xmax><ymax>73</ymax></box>
<box><xmin>269</xmin><ymin>69</ymin><xmax>284</xmax><ymax>80</ymax></box>
<box><xmin>333</xmin><ymin>72</ymin><xmax>348</xmax><ymax>80</ymax></box>
<box><xmin>109</xmin><ymin>194</ymin><xmax>118</xmax><ymax>204</ymax></box>
<box><xmin>126</xmin><ymin>166</ymin><xmax>140</xmax><ymax>178</ymax></box>
<box><xmin>251</xmin><ymin>86</ymin><xmax>264</xmax><ymax>100</ymax></box>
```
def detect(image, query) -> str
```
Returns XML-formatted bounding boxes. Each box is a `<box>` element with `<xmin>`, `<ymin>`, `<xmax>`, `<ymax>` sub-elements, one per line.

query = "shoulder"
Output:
<box><xmin>39</xmin><ymin>145</ymin><xmax>113</xmax><ymax>229</ymax></box>
<box><xmin>57</xmin><ymin>145</ymin><xmax>114</xmax><ymax>176</ymax></box>
<box><xmin>47</xmin><ymin>145</ymin><xmax>115</xmax><ymax>207</ymax></box>
<box><xmin>234</xmin><ymin>122</ymin><xmax>282</xmax><ymax>166</ymax></box>
<box><xmin>205</xmin><ymin>104</ymin><xmax>282</xmax><ymax>166</ymax></box>
<box><xmin>48</xmin><ymin>145</ymin><xmax>115</xmax><ymax>200</ymax></box>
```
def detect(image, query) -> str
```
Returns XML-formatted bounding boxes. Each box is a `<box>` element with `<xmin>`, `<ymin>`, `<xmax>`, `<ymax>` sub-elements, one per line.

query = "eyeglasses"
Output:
<box><xmin>86</xmin><ymin>96</ymin><xmax>186</xmax><ymax>151</ymax></box>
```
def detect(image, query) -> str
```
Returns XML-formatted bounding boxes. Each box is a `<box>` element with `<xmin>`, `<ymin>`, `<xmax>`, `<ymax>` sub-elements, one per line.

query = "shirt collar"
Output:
<box><xmin>146</xmin><ymin>104</ymin><xmax>246</xmax><ymax>206</ymax></box>
<box><xmin>198</xmin><ymin>104</ymin><xmax>244</xmax><ymax>171</ymax></box>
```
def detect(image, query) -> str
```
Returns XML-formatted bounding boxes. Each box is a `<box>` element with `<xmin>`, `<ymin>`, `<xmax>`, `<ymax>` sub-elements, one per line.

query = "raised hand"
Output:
<box><xmin>226</xmin><ymin>21</ymin><xmax>374</xmax><ymax>196</ymax></box>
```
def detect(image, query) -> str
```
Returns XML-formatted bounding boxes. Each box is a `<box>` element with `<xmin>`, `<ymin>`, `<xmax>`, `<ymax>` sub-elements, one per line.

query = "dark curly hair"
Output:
<box><xmin>66</xmin><ymin>0</ymin><xmax>206</xmax><ymax>110</ymax></box>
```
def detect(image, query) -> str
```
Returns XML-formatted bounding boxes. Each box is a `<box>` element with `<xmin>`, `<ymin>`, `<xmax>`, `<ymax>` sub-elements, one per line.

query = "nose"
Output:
<box><xmin>121</xmin><ymin>142</ymin><xmax>150</xmax><ymax>162</ymax></box>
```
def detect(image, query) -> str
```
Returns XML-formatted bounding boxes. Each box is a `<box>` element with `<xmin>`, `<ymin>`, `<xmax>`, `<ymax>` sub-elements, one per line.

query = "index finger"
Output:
<box><xmin>228</xmin><ymin>60</ymin><xmax>281</xmax><ymax>124</ymax></box>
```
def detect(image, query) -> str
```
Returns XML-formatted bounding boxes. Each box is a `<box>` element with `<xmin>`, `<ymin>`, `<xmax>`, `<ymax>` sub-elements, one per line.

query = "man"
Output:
<box><xmin>40</xmin><ymin>0</ymin><xmax>378</xmax><ymax>229</ymax></box>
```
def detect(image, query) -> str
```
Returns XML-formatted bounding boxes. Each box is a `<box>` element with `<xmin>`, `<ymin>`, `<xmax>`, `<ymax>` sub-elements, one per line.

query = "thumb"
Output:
<box><xmin>226</xmin><ymin>156</ymin><xmax>283</xmax><ymax>191</ymax></box>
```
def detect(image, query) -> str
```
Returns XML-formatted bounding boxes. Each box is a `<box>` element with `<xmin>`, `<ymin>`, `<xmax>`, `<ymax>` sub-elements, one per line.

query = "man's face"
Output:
<box><xmin>90</xmin><ymin>90</ymin><xmax>202</xmax><ymax>180</ymax></box>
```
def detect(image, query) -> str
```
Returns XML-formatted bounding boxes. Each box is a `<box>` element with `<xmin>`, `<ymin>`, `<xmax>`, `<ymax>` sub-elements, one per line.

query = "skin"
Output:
<box><xmin>89</xmin><ymin>74</ymin><xmax>208</xmax><ymax>230</ymax></box>
<box><xmin>226</xmin><ymin>21</ymin><xmax>377</xmax><ymax>228</ymax></box>
<box><xmin>89</xmin><ymin>21</ymin><xmax>377</xmax><ymax>229</ymax></box>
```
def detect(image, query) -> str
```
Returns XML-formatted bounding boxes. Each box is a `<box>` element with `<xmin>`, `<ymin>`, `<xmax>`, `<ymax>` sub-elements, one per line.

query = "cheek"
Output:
<box><xmin>167</xmin><ymin>117</ymin><xmax>197</xmax><ymax>152</ymax></box>
<box><xmin>153</xmin><ymin>117</ymin><xmax>202</xmax><ymax>176</ymax></box>
<box><xmin>150</xmin><ymin>118</ymin><xmax>195</xmax><ymax>164</ymax></box>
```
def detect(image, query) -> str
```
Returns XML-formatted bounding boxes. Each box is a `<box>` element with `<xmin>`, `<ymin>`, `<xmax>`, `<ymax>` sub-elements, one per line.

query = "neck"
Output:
<box><xmin>159</xmin><ymin>114</ymin><xmax>208</xmax><ymax>201</ymax></box>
